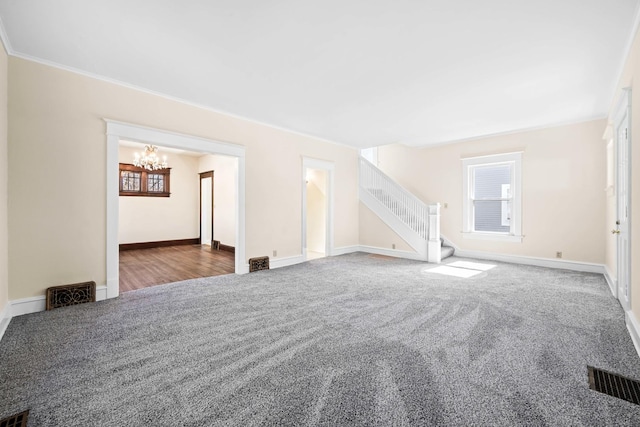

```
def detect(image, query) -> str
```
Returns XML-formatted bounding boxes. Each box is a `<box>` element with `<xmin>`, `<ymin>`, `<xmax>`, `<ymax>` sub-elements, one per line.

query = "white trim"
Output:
<box><xmin>7</xmin><ymin>286</ymin><xmax>109</xmax><ymax>318</ymax></box>
<box><xmin>607</xmin><ymin>2</ymin><xmax>640</xmax><ymax>117</ymax></box>
<box><xmin>613</xmin><ymin>88</ymin><xmax>632</xmax><ymax>311</ymax></box>
<box><xmin>625</xmin><ymin>310</ymin><xmax>640</xmax><ymax>360</ymax></box>
<box><xmin>604</xmin><ymin>264</ymin><xmax>617</xmax><ymax>297</ymax></box>
<box><xmin>454</xmin><ymin>249</ymin><xmax>604</xmax><ymax>274</ymax></box>
<box><xmin>9</xmin><ymin>51</ymin><xmax>349</xmax><ymax>149</ymax></box>
<box><xmin>407</xmin><ymin>116</ymin><xmax>606</xmax><ymax>148</ymax></box>
<box><xmin>105</xmin><ymin>120</ymin><xmax>247</xmax><ymax>300</ymax></box>
<box><xmin>358</xmin><ymin>245</ymin><xmax>424</xmax><ymax>261</ymax></box>
<box><xmin>330</xmin><ymin>245</ymin><xmax>361</xmax><ymax>256</ymax></box>
<box><xmin>270</xmin><ymin>255</ymin><xmax>306</xmax><ymax>269</ymax></box>
<box><xmin>301</xmin><ymin>157</ymin><xmax>335</xmax><ymax>261</ymax></box>
<box><xmin>0</xmin><ymin>302</ymin><xmax>11</xmax><ymax>342</ymax></box>
<box><xmin>462</xmin><ymin>152</ymin><xmax>522</xmax><ymax>240</ymax></box>
<box><xmin>11</xmin><ymin>295</ymin><xmax>45</xmax><ymax>317</ymax></box>
<box><xmin>461</xmin><ymin>232</ymin><xmax>523</xmax><ymax>243</ymax></box>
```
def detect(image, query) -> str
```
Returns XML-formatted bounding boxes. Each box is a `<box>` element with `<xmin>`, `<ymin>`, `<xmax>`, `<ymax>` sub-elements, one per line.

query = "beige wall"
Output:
<box><xmin>118</xmin><ymin>146</ymin><xmax>200</xmax><ymax>244</ymax></box>
<box><xmin>0</xmin><ymin>43</ymin><xmax>8</xmax><ymax>314</ymax></box>
<box><xmin>607</xmin><ymin>25</ymin><xmax>640</xmax><ymax>320</ymax></box>
<box><xmin>198</xmin><ymin>154</ymin><xmax>237</xmax><ymax>246</ymax></box>
<box><xmin>8</xmin><ymin>57</ymin><xmax>359</xmax><ymax>300</ymax></box>
<box><xmin>359</xmin><ymin>203</ymin><xmax>414</xmax><ymax>252</ymax></box>
<box><xmin>375</xmin><ymin>119</ymin><xmax>607</xmax><ymax>264</ymax></box>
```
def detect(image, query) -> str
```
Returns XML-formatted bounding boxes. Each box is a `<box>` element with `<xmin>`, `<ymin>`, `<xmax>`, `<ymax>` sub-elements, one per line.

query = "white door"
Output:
<box><xmin>201</xmin><ymin>176</ymin><xmax>213</xmax><ymax>246</ymax></box>
<box><xmin>614</xmin><ymin>91</ymin><xmax>631</xmax><ymax>310</ymax></box>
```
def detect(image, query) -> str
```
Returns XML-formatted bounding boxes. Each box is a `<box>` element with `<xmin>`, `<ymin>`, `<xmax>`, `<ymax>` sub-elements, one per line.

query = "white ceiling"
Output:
<box><xmin>1</xmin><ymin>1</ymin><xmax>639</xmax><ymax>148</ymax></box>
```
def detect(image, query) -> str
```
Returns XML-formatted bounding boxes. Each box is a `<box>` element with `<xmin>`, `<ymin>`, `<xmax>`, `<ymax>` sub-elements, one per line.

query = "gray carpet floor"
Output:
<box><xmin>1</xmin><ymin>253</ymin><xmax>640</xmax><ymax>426</ymax></box>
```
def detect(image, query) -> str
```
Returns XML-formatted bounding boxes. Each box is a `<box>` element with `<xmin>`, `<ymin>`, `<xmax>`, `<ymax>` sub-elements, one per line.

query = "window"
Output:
<box><xmin>119</xmin><ymin>163</ymin><xmax>171</xmax><ymax>197</ymax></box>
<box><xmin>462</xmin><ymin>152</ymin><xmax>522</xmax><ymax>242</ymax></box>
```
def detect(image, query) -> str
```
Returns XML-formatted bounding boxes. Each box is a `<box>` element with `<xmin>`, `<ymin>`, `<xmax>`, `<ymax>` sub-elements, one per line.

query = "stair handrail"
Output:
<box><xmin>359</xmin><ymin>156</ymin><xmax>430</xmax><ymax>239</ymax></box>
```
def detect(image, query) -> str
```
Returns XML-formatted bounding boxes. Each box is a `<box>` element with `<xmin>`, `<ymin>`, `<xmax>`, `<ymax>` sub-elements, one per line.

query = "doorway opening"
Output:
<box><xmin>116</xmin><ymin>141</ymin><xmax>238</xmax><ymax>293</ymax></box>
<box><xmin>301</xmin><ymin>158</ymin><xmax>334</xmax><ymax>261</ymax></box>
<box><xmin>305</xmin><ymin>168</ymin><xmax>327</xmax><ymax>260</ymax></box>
<box><xmin>106</xmin><ymin>120</ymin><xmax>246</xmax><ymax>299</ymax></box>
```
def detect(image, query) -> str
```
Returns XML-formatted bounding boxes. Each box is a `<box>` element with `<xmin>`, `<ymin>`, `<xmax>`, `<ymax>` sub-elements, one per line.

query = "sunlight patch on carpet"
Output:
<box><xmin>423</xmin><ymin>261</ymin><xmax>496</xmax><ymax>278</ymax></box>
<box><xmin>447</xmin><ymin>261</ymin><xmax>496</xmax><ymax>271</ymax></box>
<box><xmin>424</xmin><ymin>265</ymin><xmax>483</xmax><ymax>278</ymax></box>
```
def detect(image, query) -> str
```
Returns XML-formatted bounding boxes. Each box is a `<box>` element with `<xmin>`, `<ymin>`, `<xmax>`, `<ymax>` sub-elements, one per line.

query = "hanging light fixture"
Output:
<box><xmin>133</xmin><ymin>145</ymin><xmax>168</xmax><ymax>170</ymax></box>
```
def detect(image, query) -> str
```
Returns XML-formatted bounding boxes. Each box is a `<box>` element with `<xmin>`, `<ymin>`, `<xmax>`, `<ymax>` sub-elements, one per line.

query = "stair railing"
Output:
<box><xmin>359</xmin><ymin>157</ymin><xmax>431</xmax><ymax>239</ymax></box>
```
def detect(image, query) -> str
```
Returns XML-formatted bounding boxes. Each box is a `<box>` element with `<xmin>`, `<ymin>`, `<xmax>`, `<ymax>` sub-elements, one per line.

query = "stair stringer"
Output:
<box><xmin>359</xmin><ymin>187</ymin><xmax>428</xmax><ymax>260</ymax></box>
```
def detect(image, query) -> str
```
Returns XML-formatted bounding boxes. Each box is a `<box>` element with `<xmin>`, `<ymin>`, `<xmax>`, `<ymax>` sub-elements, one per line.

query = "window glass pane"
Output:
<box><xmin>474</xmin><ymin>200</ymin><xmax>510</xmax><ymax>232</ymax></box>
<box><xmin>121</xmin><ymin>171</ymin><xmax>140</xmax><ymax>191</ymax></box>
<box><xmin>148</xmin><ymin>174</ymin><xmax>164</xmax><ymax>192</ymax></box>
<box><xmin>473</xmin><ymin>164</ymin><xmax>511</xmax><ymax>199</ymax></box>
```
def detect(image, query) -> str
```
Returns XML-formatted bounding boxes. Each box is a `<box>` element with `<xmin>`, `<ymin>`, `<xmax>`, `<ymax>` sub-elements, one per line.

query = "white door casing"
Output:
<box><xmin>614</xmin><ymin>88</ymin><xmax>631</xmax><ymax>310</ymax></box>
<box><xmin>301</xmin><ymin>157</ymin><xmax>334</xmax><ymax>260</ymax></box>
<box><xmin>106</xmin><ymin>120</ymin><xmax>247</xmax><ymax>299</ymax></box>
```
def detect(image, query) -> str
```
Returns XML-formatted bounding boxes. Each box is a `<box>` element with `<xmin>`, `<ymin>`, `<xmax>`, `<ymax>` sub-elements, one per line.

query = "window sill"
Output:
<box><xmin>462</xmin><ymin>232</ymin><xmax>523</xmax><ymax>243</ymax></box>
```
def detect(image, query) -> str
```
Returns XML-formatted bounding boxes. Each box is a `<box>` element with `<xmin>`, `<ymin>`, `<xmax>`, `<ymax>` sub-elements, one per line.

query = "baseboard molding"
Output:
<box><xmin>119</xmin><ymin>238</ymin><xmax>200</xmax><ymax>251</ymax></box>
<box><xmin>219</xmin><ymin>244</ymin><xmax>235</xmax><ymax>253</ymax></box>
<box><xmin>453</xmin><ymin>249</ymin><xmax>605</xmax><ymax>274</ymax></box>
<box><xmin>330</xmin><ymin>246</ymin><xmax>361</xmax><ymax>256</ymax></box>
<box><xmin>358</xmin><ymin>245</ymin><xmax>425</xmax><ymax>261</ymax></box>
<box><xmin>0</xmin><ymin>302</ymin><xmax>11</xmax><ymax>342</ymax></box>
<box><xmin>10</xmin><ymin>285</ymin><xmax>108</xmax><ymax>318</ymax></box>
<box><xmin>270</xmin><ymin>255</ymin><xmax>306</xmax><ymax>269</ymax></box>
<box><xmin>604</xmin><ymin>265</ymin><xmax>617</xmax><ymax>297</ymax></box>
<box><xmin>625</xmin><ymin>310</ymin><xmax>640</xmax><ymax>360</ymax></box>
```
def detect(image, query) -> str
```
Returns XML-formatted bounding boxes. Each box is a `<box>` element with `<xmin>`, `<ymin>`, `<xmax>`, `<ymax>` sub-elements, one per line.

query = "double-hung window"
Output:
<box><xmin>462</xmin><ymin>152</ymin><xmax>522</xmax><ymax>242</ymax></box>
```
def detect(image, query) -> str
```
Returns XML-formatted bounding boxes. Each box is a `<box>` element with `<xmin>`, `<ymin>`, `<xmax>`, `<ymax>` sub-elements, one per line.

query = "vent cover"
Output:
<box><xmin>249</xmin><ymin>256</ymin><xmax>270</xmax><ymax>272</ymax></box>
<box><xmin>588</xmin><ymin>366</ymin><xmax>640</xmax><ymax>405</ymax></box>
<box><xmin>0</xmin><ymin>410</ymin><xmax>29</xmax><ymax>427</ymax></box>
<box><xmin>46</xmin><ymin>281</ymin><xmax>96</xmax><ymax>310</ymax></box>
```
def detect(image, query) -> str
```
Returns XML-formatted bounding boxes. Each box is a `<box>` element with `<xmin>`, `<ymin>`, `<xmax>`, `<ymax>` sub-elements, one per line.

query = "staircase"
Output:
<box><xmin>359</xmin><ymin>157</ymin><xmax>454</xmax><ymax>263</ymax></box>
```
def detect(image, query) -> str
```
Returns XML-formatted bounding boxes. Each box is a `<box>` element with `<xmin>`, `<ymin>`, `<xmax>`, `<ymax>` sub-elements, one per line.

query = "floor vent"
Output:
<box><xmin>0</xmin><ymin>410</ymin><xmax>29</xmax><ymax>427</ymax></box>
<box><xmin>588</xmin><ymin>366</ymin><xmax>640</xmax><ymax>405</ymax></box>
<box><xmin>249</xmin><ymin>256</ymin><xmax>270</xmax><ymax>272</ymax></box>
<box><xmin>46</xmin><ymin>281</ymin><xmax>96</xmax><ymax>310</ymax></box>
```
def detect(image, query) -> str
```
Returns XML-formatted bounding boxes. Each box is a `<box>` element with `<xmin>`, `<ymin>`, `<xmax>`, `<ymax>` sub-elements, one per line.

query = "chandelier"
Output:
<box><xmin>133</xmin><ymin>145</ymin><xmax>168</xmax><ymax>170</ymax></box>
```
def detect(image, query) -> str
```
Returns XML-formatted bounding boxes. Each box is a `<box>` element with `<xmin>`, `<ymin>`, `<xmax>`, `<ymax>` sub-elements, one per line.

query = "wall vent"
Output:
<box><xmin>249</xmin><ymin>256</ymin><xmax>270</xmax><ymax>272</ymax></box>
<box><xmin>46</xmin><ymin>281</ymin><xmax>96</xmax><ymax>310</ymax></box>
<box><xmin>0</xmin><ymin>410</ymin><xmax>29</xmax><ymax>427</ymax></box>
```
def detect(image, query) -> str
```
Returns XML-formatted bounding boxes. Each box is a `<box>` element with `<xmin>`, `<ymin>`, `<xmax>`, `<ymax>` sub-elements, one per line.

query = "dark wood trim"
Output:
<box><xmin>119</xmin><ymin>163</ymin><xmax>171</xmax><ymax>197</ymax></box>
<box><xmin>119</xmin><ymin>238</ymin><xmax>200</xmax><ymax>251</ymax></box>
<box><xmin>219</xmin><ymin>244</ymin><xmax>235</xmax><ymax>253</ymax></box>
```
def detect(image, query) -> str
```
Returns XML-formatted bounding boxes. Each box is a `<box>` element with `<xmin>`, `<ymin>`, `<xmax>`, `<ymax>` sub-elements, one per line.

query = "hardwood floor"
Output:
<box><xmin>119</xmin><ymin>245</ymin><xmax>235</xmax><ymax>292</ymax></box>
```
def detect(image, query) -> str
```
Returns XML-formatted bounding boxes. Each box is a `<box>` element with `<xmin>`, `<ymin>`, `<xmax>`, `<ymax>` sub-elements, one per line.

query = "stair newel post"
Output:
<box><xmin>427</xmin><ymin>203</ymin><xmax>442</xmax><ymax>263</ymax></box>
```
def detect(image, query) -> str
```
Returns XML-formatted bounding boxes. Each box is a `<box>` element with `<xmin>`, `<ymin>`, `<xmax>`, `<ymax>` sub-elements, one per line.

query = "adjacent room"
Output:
<box><xmin>2</xmin><ymin>1</ymin><xmax>640</xmax><ymax>425</ymax></box>
<box><xmin>117</xmin><ymin>141</ymin><xmax>238</xmax><ymax>292</ymax></box>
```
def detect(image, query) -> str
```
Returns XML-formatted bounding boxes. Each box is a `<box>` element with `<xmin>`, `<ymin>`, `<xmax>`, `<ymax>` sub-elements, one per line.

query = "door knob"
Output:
<box><xmin>612</xmin><ymin>229</ymin><xmax>621</xmax><ymax>234</ymax></box>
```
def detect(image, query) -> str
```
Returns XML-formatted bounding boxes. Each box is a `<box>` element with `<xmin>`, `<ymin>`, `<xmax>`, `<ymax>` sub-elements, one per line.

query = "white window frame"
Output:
<box><xmin>462</xmin><ymin>152</ymin><xmax>523</xmax><ymax>242</ymax></box>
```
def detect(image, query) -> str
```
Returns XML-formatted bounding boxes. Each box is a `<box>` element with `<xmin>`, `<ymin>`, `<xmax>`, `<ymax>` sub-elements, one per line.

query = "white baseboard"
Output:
<box><xmin>243</xmin><ymin>254</ymin><xmax>307</xmax><ymax>273</ymax></box>
<box><xmin>11</xmin><ymin>295</ymin><xmax>46</xmax><ymax>317</ymax></box>
<box><xmin>604</xmin><ymin>265</ymin><xmax>617</xmax><ymax>297</ymax></box>
<box><xmin>0</xmin><ymin>302</ymin><xmax>11</xmax><ymax>342</ymax></box>
<box><xmin>453</xmin><ymin>249</ymin><xmax>605</xmax><ymax>274</ymax></box>
<box><xmin>625</xmin><ymin>310</ymin><xmax>640</xmax><ymax>360</ymax></box>
<box><xmin>330</xmin><ymin>245</ymin><xmax>361</xmax><ymax>256</ymax></box>
<box><xmin>10</xmin><ymin>285</ymin><xmax>108</xmax><ymax>318</ymax></box>
<box><xmin>270</xmin><ymin>255</ymin><xmax>305</xmax><ymax>269</ymax></box>
<box><xmin>96</xmin><ymin>285</ymin><xmax>107</xmax><ymax>301</ymax></box>
<box><xmin>358</xmin><ymin>245</ymin><xmax>425</xmax><ymax>261</ymax></box>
